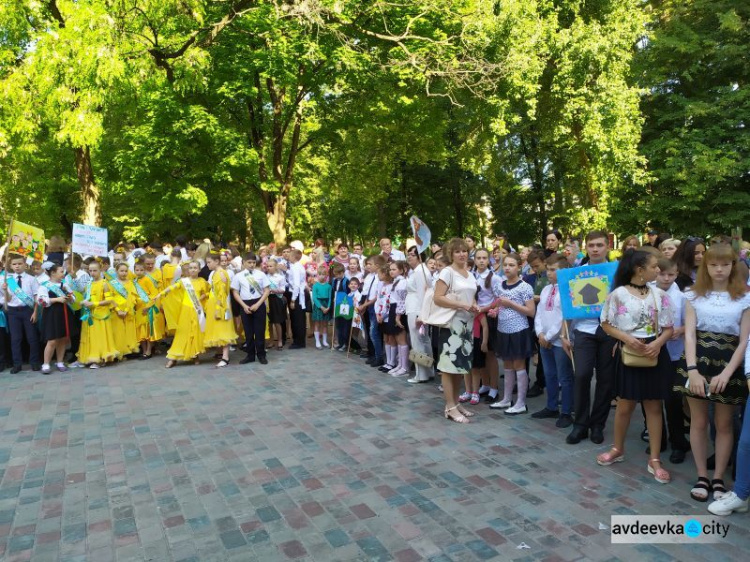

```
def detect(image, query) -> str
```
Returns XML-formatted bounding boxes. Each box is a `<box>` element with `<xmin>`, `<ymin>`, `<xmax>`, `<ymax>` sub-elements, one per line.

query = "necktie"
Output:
<box><xmin>17</xmin><ymin>275</ymin><xmax>22</xmax><ymax>289</ymax></box>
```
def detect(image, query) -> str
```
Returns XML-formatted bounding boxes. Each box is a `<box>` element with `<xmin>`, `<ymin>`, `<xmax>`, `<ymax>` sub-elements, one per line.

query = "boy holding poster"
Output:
<box><xmin>562</xmin><ymin>231</ymin><xmax>617</xmax><ymax>446</ymax></box>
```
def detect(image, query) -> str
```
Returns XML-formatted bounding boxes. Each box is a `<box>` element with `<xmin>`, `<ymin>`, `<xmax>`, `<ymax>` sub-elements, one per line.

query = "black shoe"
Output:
<box><xmin>0</xmin><ymin>363</ymin><xmax>5</xmax><ymax>372</ymax></box>
<box><xmin>31</xmin><ymin>364</ymin><xmax>42</xmax><ymax>372</ymax></box>
<box><xmin>483</xmin><ymin>394</ymin><xmax>498</xmax><ymax>404</ymax></box>
<box><xmin>371</xmin><ymin>359</ymin><xmax>385</xmax><ymax>368</ymax></box>
<box><xmin>239</xmin><ymin>356</ymin><xmax>256</xmax><ymax>365</ymax></box>
<box><xmin>378</xmin><ymin>365</ymin><xmax>392</xmax><ymax>372</ymax></box>
<box><xmin>259</xmin><ymin>356</ymin><xmax>268</xmax><ymax>365</ymax></box>
<box><xmin>531</xmin><ymin>407</ymin><xmax>558</xmax><ymax>419</ymax></box>
<box><xmin>669</xmin><ymin>449</ymin><xmax>687</xmax><ymax>464</ymax></box>
<box><xmin>526</xmin><ymin>384</ymin><xmax>544</xmax><ymax>398</ymax></box>
<box><xmin>556</xmin><ymin>414</ymin><xmax>574</xmax><ymax>429</ymax></box>
<box><xmin>590</xmin><ymin>427</ymin><xmax>604</xmax><ymax>444</ymax></box>
<box><xmin>10</xmin><ymin>365</ymin><xmax>22</xmax><ymax>375</ymax></box>
<box><xmin>288</xmin><ymin>344</ymin><xmax>304</xmax><ymax>350</ymax></box>
<box><xmin>359</xmin><ymin>353</ymin><xmax>370</xmax><ymax>359</ymax></box>
<box><xmin>640</xmin><ymin>427</ymin><xmax>649</xmax><ymax>443</ymax></box>
<box><xmin>566</xmin><ymin>427</ymin><xmax>589</xmax><ymax>445</ymax></box>
<box><xmin>365</xmin><ymin>357</ymin><xmax>376</xmax><ymax>365</ymax></box>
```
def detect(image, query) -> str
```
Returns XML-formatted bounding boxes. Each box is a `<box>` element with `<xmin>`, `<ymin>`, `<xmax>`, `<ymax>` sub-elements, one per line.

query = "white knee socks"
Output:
<box><xmin>502</xmin><ymin>368</ymin><xmax>515</xmax><ymax>402</ymax></box>
<box><xmin>399</xmin><ymin>345</ymin><xmax>409</xmax><ymax>370</ymax></box>
<box><xmin>515</xmin><ymin>369</ymin><xmax>529</xmax><ymax>408</ymax></box>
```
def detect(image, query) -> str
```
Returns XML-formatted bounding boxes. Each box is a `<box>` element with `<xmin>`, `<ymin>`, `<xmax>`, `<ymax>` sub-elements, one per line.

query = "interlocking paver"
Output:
<box><xmin>0</xmin><ymin>349</ymin><xmax>748</xmax><ymax>560</ymax></box>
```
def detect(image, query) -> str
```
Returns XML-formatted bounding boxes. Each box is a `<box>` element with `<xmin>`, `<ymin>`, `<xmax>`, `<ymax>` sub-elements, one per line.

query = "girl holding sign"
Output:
<box><xmin>77</xmin><ymin>260</ymin><xmax>120</xmax><ymax>369</ymax></box>
<box><xmin>159</xmin><ymin>260</ymin><xmax>210</xmax><ymax>368</ymax></box>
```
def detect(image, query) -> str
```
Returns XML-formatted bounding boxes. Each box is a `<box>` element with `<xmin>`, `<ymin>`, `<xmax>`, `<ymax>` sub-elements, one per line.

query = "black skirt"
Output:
<box><xmin>486</xmin><ymin>316</ymin><xmax>498</xmax><ymax>351</ymax></box>
<box><xmin>42</xmin><ymin>302</ymin><xmax>73</xmax><ymax>341</ymax></box>
<box><xmin>495</xmin><ymin>328</ymin><xmax>534</xmax><ymax>360</ymax></box>
<box><xmin>616</xmin><ymin>343</ymin><xmax>672</xmax><ymax>401</ymax></box>
<box><xmin>674</xmin><ymin>330</ymin><xmax>749</xmax><ymax>405</ymax></box>
<box><xmin>381</xmin><ymin>303</ymin><xmax>403</xmax><ymax>336</ymax></box>
<box><xmin>268</xmin><ymin>295</ymin><xmax>287</xmax><ymax>324</ymax></box>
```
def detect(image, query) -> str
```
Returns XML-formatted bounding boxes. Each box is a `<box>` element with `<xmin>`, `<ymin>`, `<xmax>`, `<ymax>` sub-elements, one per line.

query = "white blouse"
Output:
<box><xmin>405</xmin><ymin>264</ymin><xmax>431</xmax><ymax>315</ymax></box>
<box><xmin>602</xmin><ymin>286</ymin><xmax>674</xmax><ymax>338</ymax></box>
<box><xmin>686</xmin><ymin>290</ymin><xmax>750</xmax><ymax>336</ymax></box>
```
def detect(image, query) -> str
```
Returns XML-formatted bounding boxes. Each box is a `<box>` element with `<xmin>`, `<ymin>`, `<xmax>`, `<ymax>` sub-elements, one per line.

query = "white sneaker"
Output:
<box><xmin>504</xmin><ymin>404</ymin><xmax>528</xmax><ymax>415</ymax></box>
<box><xmin>316</xmin><ymin>343</ymin><xmax>322</xmax><ymax>349</ymax></box>
<box><xmin>390</xmin><ymin>368</ymin><xmax>408</xmax><ymax>377</ymax></box>
<box><xmin>70</xmin><ymin>361</ymin><xmax>85</xmax><ymax>369</ymax></box>
<box><xmin>708</xmin><ymin>492</ymin><xmax>749</xmax><ymax>516</ymax></box>
<box><xmin>407</xmin><ymin>377</ymin><xmax>422</xmax><ymax>384</ymax></box>
<box><xmin>489</xmin><ymin>399</ymin><xmax>512</xmax><ymax>410</ymax></box>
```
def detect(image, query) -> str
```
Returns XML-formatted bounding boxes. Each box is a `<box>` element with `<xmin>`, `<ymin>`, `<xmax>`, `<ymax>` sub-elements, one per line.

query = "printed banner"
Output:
<box><xmin>7</xmin><ymin>220</ymin><xmax>45</xmax><ymax>261</ymax></box>
<box><xmin>72</xmin><ymin>223</ymin><xmax>108</xmax><ymax>257</ymax></box>
<box><xmin>558</xmin><ymin>261</ymin><xmax>618</xmax><ymax>320</ymax></box>
<box><xmin>334</xmin><ymin>292</ymin><xmax>354</xmax><ymax>320</ymax></box>
<box><xmin>410</xmin><ymin>216</ymin><xmax>431</xmax><ymax>254</ymax></box>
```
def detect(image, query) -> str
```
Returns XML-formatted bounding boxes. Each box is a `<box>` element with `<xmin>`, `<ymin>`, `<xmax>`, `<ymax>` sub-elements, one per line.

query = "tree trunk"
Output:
<box><xmin>266</xmin><ymin>192</ymin><xmax>288</xmax><ymax>246</ymax></box>
<box><xmin>75</xmin><ymin>146</ymin><xmax>101</xmax><ymax>225</ymax></box>
<box><xmin>244</xmin><ymin>204</ymin><xmax>253</xmax><ymax>251</ymax></box>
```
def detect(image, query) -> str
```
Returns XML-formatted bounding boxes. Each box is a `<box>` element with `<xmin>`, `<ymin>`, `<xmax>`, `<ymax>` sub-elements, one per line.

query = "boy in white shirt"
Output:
<box><xmin>533</xmin><ymin>255</ymin><xmax>574</xmax><ymax>428</ymax></box>
<box><xmin>652</xmin><ymin>258</ymin><xmax>691</xmax><ymax>463</ymax></box>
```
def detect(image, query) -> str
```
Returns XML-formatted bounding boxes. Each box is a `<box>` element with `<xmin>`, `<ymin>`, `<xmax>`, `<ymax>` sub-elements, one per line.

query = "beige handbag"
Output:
<box><xmin>409</xmin><ymin>349</ymin><xmax>434</xmax><ymax>368</ymax></box>
<box><xmin>621</xmin><ymin>290</ymin><xmax>659</xmax><ymax>368</ymax></box>
<box><xmin>419</xmin><ymin>268</ymin><xmax>458</xmax><ymax>328</ymax></box>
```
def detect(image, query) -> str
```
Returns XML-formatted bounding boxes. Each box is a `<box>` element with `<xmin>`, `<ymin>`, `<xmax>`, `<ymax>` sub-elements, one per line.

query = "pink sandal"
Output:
<box><xmin>444</xmin><ymin>406</ymin><xmax>470</xmax><ymax>424</ymax></box>
<box><xmin>648</xmin><ymin>459</ymin><xmax>671</xmax><ymax>484</ymax></box>
<box><xmin>597</xmin><ymin>447</ymin><xmax>625</xmax><ymax>466</ymax></box>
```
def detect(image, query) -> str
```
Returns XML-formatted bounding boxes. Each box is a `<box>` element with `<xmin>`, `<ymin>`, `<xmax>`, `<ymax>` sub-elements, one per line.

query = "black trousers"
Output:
<box><xmin>362</xmin><ymin>305</ymin><xmax>374</xmax><ymax>357</ymax></box>
<box><xmin>240</xmin><ymin>299</ymin><xmax>267</xmax><ymax>359</ymax></box>
<box><xmin>7</xmin><ymin>306</ymin><xmax>41</xmax><ymax>367</ymax></box>
<box><xmin>290</xmin><ymin>297</ymin><xmax>307</xmax><ymax>347</ymax></box>
<box><xmin>0</xmin><ymin>326</ymin><xmax>7</xmax><ymax>368</ymax></box>
<box><xmin>572</xmin><ymin>327</ymin><xmax>616</xmax><ymax>431</ymax></box>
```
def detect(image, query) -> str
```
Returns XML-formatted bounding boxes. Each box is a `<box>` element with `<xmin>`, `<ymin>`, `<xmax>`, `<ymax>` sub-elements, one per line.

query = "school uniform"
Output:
<box><xmin>231</xmin><ymin>268</ymin><xmax>270</xmax><ymax>360</ymax></box>
<box><xmin>1</xmin><ymin>272</ymin><xmax>41</xmax><ymax>370</ymax></box>
<box><xmin>330</xmin><ymin>276</ymin><xmax>351</xmax><ymax>348</ymax></box>
<box><xmin>288</xmin><ymin>262</ymin><xmax>308</xmax><ymax>347</ymax></box>
<box><xmin>366</xmin><ymin>275</ymin><xmax>384</xmax><ymax>362</ymax></box>
<box><xmin>267</xmin><ymin>273</ymin><xmax>288</xmax><ymax>325</ymax></box>
<box><xmin>382</xmin><ymin>275</ymin><xmax>406</xmax><ymax>336</ymax></box>
<box><xmin>360</xmin><ymin>273</ymin><xmax>377</xmax><ymax>359</ymax></box>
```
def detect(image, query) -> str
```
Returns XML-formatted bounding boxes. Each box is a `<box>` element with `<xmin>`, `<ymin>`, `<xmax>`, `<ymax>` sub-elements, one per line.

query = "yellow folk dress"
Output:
<box><xmin>159</xmin><ymin>265</ymin><xmax>180</xmax><ymax>334</ymax></box>
<box><xmin>78</xmin><ymin>279</ymin><xmax>121</xmax><ymax>364</ymax></box>
<box><xmin>110</xmin><ymin>280</ymin><xmax>139</xmax><ymax>356</ymax></box>
<box><xmin>166</xmin><ymin>277</ymin><xmax>210</xmax><ymax>361</ymax></box>
<box><xmin>133</xmin><ymin>276</ymin><xmax>166</xmax><ymax>342</ymax></box>
<box><xmin>204</xmin><ymin>269</ymin><xmax>238</xmax><ymax>348</ymax></box>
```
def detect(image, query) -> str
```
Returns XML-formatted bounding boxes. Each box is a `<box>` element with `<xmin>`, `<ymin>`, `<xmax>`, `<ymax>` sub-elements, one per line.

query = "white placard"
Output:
<box><xmin>72</xmin><ymin>223</ymin><xmax>108</xmax><ymax>257</ymax></box>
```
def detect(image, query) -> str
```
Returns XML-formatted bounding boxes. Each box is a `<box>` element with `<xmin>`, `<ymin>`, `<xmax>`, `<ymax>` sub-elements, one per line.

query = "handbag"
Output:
<box><xmin>621</xmin><ymin>289</ymin><xmax>659</xmax><ymax>368</ymax></box>
<box><xmin>409</xmin><ymin>349</ymin><xmax>434</xmax><ymax>368</ymax></box>
<box><xmin>419</xmin><ymin>268</ymin><xmax>458</xmax><ymax>328</ymax></box>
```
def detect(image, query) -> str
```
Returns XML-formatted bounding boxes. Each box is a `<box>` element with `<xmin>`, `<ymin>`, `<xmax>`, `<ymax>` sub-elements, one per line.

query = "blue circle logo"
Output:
<box><xmin>685</xmin><ymin>519</ymin><xmax>702</xmax><ymax>538</ymax></box>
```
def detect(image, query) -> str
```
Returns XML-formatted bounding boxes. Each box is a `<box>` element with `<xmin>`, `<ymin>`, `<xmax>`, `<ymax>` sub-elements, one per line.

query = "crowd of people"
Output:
<box><xmin>1</xmin><ymin>229</ymin><xmax>750</xmax><ymax>519</ymax></box>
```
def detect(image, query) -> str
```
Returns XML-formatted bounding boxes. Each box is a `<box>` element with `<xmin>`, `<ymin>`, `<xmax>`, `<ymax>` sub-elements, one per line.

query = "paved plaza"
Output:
<box><xmin>0</xmin><ymin>347</ymin><xmax>747</xmax><ymax>561</ymax></box>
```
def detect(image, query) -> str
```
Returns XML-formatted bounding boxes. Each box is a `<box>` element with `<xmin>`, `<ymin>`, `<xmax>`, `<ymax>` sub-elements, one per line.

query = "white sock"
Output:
<box><xmin>399</xmin><ymin>345</ymin><xmax>409</xmax><ymax>370</ymax></box>
<box><xmin>387</xmin><ymin>345</ymin><xmax>395</xmax><ymax>366</ymax></box>
<box><xmin>515</xmin><ymin>369</ymin><xmax>529</xmax><ymax>409</ymax></box>
<box><xmin>502</xmin><ymin>369</ymin><xmax>516</xmax><ymax>402</ymax></box>
<box><xmin>42</xmin><ymin>363</ymin><xmax>50</xmax><ymax>370</ymax></box>
<box><xmin>314</xmin><ymin>331</ymin><xmax>321</xmax><ymax>345</ymax></box>
<box><xmin>478</xmin><ymin>385</ymin><xmax>490</xmax><ymax>394</ymax></box>
<box><xmin>56</xmin><ymin>362</ymin><xmax>65</xmax><ymax>368</ymax></box>
<box><xmin>488</xmin><ymin>388</ymin><xmax>498</xmax><ymax>399</ymax></box>
<box><xmin>322</xmin><ymin>331</ymin><xmax>328</xmax><ymax>345</ymax></box>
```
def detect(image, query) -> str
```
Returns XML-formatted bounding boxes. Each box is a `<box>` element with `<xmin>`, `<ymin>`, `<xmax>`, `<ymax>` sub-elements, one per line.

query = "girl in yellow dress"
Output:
<box><xmin>78</xmin><ymin>260</ymin><xmax>121</xmax><ymax>369</ymax></box>
<box><xmin>160</xmin><ymin>250</ymin><xmax>183</xmax><ymax>334</ymax></box>
<box><xmin>133</xmin><ymin>259</ymin><xmax>166</xmax><ymax>359</ymax></box>
<box><xmin>159</xmin><ymin>261</ymin><xmax>210</xmax><ymax>368</ymax></box>
<box><xmin>204</xmin><ymin>253</ymin><xmax>238</xmax><ymax>367</ymax></box>
<box><xmin>109</xmin><ymin>262</ymin><xmax>139</xmax><ymax>358</ymax></box>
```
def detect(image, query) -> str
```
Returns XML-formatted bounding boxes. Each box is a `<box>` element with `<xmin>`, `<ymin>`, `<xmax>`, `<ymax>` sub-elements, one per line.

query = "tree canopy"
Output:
<box><xmin>0</xmin><ymin>0</ymin><xmax>746</xmax><ymax>247</ymax></box>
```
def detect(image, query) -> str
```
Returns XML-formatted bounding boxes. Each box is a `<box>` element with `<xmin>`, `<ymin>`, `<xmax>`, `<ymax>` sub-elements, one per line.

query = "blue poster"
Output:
<box><xmin>334</xmin><ymin>292</ymin><xmax>354</xmax><ymax>319</ymax></box>
<box><xmin>557</xmin><ymin>261</ymin><xmax>618</xmax><ymax>320</ymax></box>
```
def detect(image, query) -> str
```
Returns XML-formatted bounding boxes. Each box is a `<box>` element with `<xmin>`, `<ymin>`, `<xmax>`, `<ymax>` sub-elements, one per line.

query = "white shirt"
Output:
<box><xmin>651</xmin><ymin>282</ymin><xmax>685</xmax><ymax>361</ymax></box>
<box><xmin>1</xmin><ymin>272</ymin><xmax>39</xmax><ymax>307</ymax></box>
<box><xmin>535</xmin><ymin>284</ymin><xmax>564</xmax><ymax>347</ymax></box>
<box><xmin>37</xmin><ymin>280</ymin><xmax>73</xmax><ymax>307</ymax></box>
<box><xmin>686</xmin><ymin>290</ymin><xmax>750</xmax><ymax>336</ymax></box>
<box><xmin>385</xmin><ymin>249</ymin><xmax>406</xmax><ymax>261</ymax></box>
<box><xmin>230</xmin><ymin>269</ymin><xmax>270</xmax><ymax>300</ymax></box>
<box><xmin>289</xmin><ymin>262</ymin><xmax>307</xmax><ymax>309</ymax></box>
<box><xmin>405</xmin><ymin>264</ymin><xmax>431</xmax><ymax>315</ymax></box>
<box><xmin>474</xmin><ymin>269</ymin><xmax>502</xmax><ymax>308</ymax></box>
